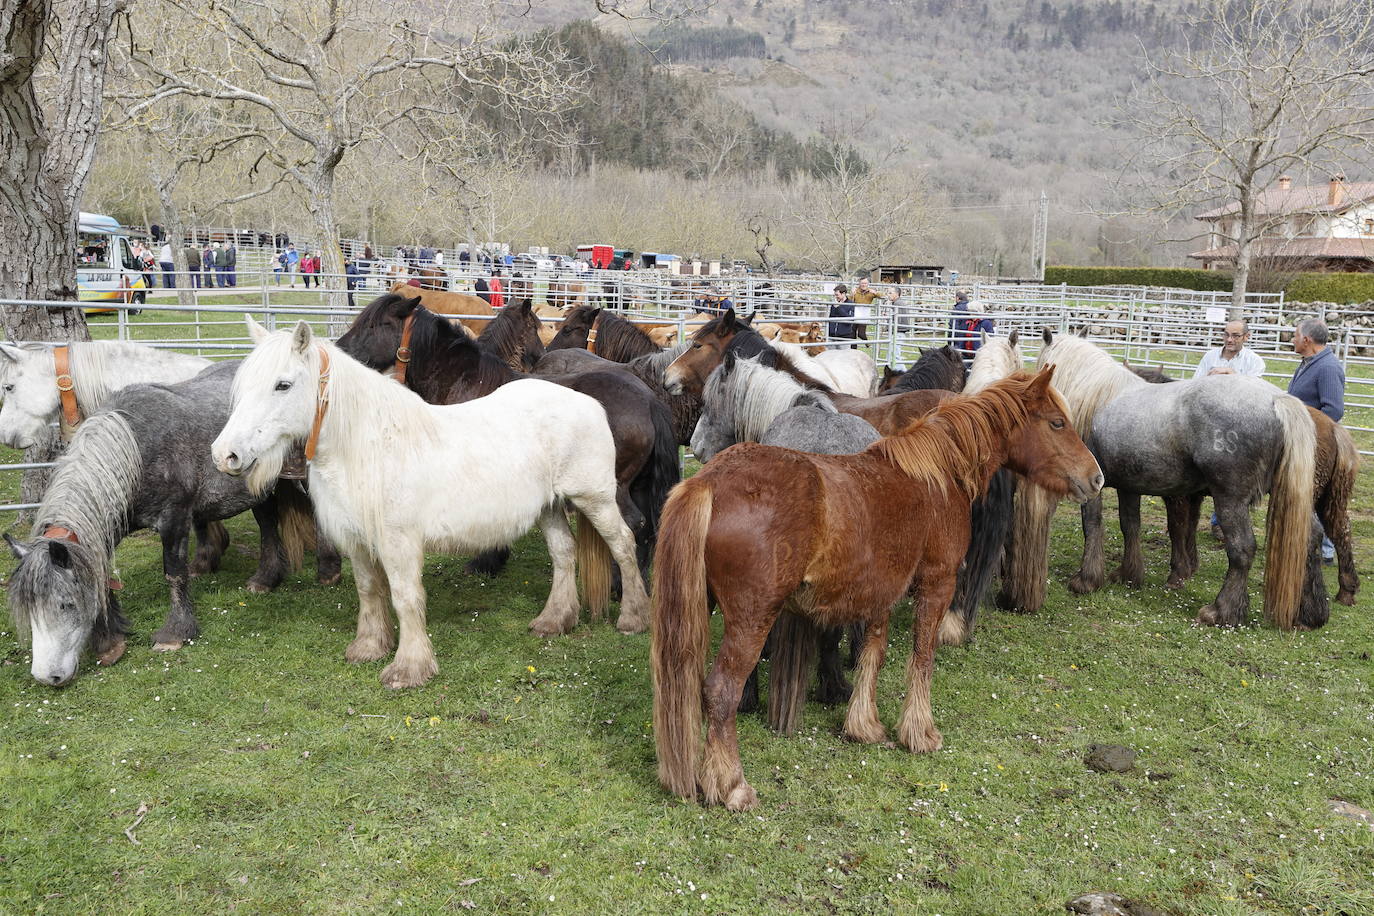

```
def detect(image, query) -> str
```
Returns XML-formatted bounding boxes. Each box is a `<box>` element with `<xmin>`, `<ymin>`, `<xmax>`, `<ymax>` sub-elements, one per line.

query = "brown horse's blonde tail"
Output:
<box><xmin>995</xmin><ymin>481</ymin><xmax>1056</xmax><ymax>613</ymax></box>
<box><xmin>274</xmin><ymin>484</ymin><xmax>318</xmax><ymax>573</ymax></box>
<box><xmin>652</xmin><ymin>480</ymin><xmax>713</xmax><ymax>801</ymax></box>
<box><xmin>573</xmin><ymin>509</ymin><xmax>612</xmax><ymax>620</ymax></box>
<box><xmin>1263</xmin><ymin>396</ymin><xmax>1317</xmax><ymax>629</ymax></box>
<box><xmin>1324</xmin><ymin>422</ymin><xmax>1360</xmax><ymax>605</ymax></box>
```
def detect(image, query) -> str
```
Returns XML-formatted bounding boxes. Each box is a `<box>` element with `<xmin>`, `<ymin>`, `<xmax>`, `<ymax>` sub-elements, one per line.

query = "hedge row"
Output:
<box><xmin>1045</xmin><ymin>265</ymin><xmax>1374</xmax><ymax>304</ymax></box>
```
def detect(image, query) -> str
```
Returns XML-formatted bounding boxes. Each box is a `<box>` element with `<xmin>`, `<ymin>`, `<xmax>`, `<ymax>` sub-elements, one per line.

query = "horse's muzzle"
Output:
<box><xmin>215</xmin><ymin>452</ymin><xmax>244</xmax><ymax>476</ymax></box>
<box><xmin>1068</xmin><ymin>471</ymin><xmax>1105</xmax><ymax>503</ymax></box>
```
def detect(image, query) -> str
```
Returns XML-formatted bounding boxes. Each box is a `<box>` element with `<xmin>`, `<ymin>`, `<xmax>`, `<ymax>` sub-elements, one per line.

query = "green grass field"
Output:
<box><xmin>2</xmin><ymin>465</ymin><xmax>1372</xmax><ymax>914</ymax></box>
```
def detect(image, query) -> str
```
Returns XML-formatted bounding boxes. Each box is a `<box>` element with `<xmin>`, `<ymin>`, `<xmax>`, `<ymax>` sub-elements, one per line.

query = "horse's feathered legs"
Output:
<box><xmin>897</xmin><ymin>569</ymin><xmax>958</xmax><ymax>753</ymax></box>
<box><xmin>345</xmin><ymin>550</ymin><xmax>396</xmax><ymax>664</ymax></box>
<box><xmin>530</xmin><ymin>506</ymin><xmax>581</xmax><ymax>637</ymax></box>
<box><xmin>152</xmin><ymin>514</ymin><xmax>198</xmax><ymax>651</ymax></box>
<box><xmin>1163</xmin><ymin>494</ymin><xmax>1203</xmax><ymax>588</ymax></box>
<box><xmin>1196</xmin><ymin>496</ymin><xmax>1257</xmax><ymax>627</ymax></box>
<box><xmin>843</xmin><ymin>614</ymin><xmax>890</xmax><ymax>745</ymax></box>
<box><xmin>377</xmin><ymin>544</ymin><xmax>437</xmax><ymax>689</ymax></box>
<box><xmin>1108</xmin><ymin>491</ymin><xmax>1146</xmax><ymax>588</ymax></box>
<box><xmin>701</xmin><ymin>602</ymin><xmax>779</xmax><ymax>811</ymax></box>
<box><xmin>1067</xmin><ymin>494</ymin><xmax>1107</xmax><ymax>595</ymax></box>
<box><xmin>189</xmin><ymin>520</ymin><xmax>230</xmax><ymax>576</ymax></box>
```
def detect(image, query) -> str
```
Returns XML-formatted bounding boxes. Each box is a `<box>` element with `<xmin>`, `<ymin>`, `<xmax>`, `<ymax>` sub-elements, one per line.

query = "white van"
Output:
<box><xmin>76</xmin><ymin>212</ymin><xmax>149</xmax><ymax>310</ymax></box>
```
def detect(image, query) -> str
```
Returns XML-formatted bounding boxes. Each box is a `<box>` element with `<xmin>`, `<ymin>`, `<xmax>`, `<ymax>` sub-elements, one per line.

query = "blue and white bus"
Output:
<box><xmin>76</xmin><ymin>212</ymin><xmax>148</xmax><ymax>310</ymax></box>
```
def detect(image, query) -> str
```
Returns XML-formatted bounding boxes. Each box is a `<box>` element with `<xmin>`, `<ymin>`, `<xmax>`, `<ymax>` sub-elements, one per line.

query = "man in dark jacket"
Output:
<box><xmin>183</xmin><ymin>243</ymin><xmax>203</xmax><ymax>288</ymax></box>
<box><xmin>225</xmin><ymin>242</ymin><xmax>238</xmax><ymax>287</ymax></box>
<box><xmin>1288</xmin><ymin>316</ymin><xmax>1344</xmax><ymax>562</ymax></box>
<box><xmin>201</xmin><ymin>245</ymin><xmax>216</xmax><ymax>288</ymax></box>
<box><xmin>827</xmin><ymin>283</ymin><xmax>857</xmax><ymax>347</ymax></box>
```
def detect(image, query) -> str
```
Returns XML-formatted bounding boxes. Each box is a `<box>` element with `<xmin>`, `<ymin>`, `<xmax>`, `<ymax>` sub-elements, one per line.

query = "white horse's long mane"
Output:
<box><xmin>235</xmin><ymin>333</ymin><xmax>441</xmax><ymax>547</ymax></box>
<box><xmin>1036</xmin><ymin>335</ymin><xmax>1143</xmax><ymax>434</ymax></box>
<box><xmin>70</xmin><ymin>341</ymin><xmax>212</xmax><ymax>413</ymax></box>
<box><xmin>966</xmin><ymin>337</ymin><xmax>1024</xmax><ymax>394</ymax></box>
<box><xmin>705</xmin><ymin>355</ymin><xmax>835</xmax><ymax>444</ymax></box>
<box><xmin>766</xmin><ymin>339</ymin><xmax>837</xmax><ymax>389</ymax></box>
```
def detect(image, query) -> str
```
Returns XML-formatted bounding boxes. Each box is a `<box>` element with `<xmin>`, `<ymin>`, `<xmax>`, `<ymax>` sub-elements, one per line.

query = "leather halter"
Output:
<box><xmin>40</xmin><ymin>526</ymin><xmax>123</xmax><ymax>590</ymax></box>
<box><xmin>52</xmin><ymin>346</ymin><xmax>81</xmax><ymax>429</ymax></box>
<box><xmin>394</xmin><ymin>312</ymin><xmax>416</xmax><ymax>383</ymax></box>
<box><xmin>303</xmin><ymin>346</ymin><xmax>332</xmax><ymax>462</ymax></box>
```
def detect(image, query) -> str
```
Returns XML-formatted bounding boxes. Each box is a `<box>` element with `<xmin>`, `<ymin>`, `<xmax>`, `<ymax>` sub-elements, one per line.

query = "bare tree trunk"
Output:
<box><xmin>157</xmin><ymin>183</ymin><xmax>197</xmax><ymax>308</ymax></box>
<box><xmin>1230</xmin><ymin>193</ymin><xmax>1254</xmax><ymax>321</ymax></box>
<box><xmin>306</xmin><ymin>164</ymin><xmax>347</xmax><ymax>314</ymax></box>
<box><xmin>2</xmin><ymin>0</ymin><xmax>117</xmax><ymax>510</ymax></box>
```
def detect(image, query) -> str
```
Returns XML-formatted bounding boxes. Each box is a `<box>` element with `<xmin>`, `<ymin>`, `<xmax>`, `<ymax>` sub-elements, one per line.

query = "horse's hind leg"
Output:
<box><xmin>152</xmin><ymin>516</ymin><xmax>199</xmax><ymax>651</ymax></box>
<box><xmin>377</xmin><ymin>545</ymin><xmax>437</xmax><ymax>689</ymax></box>
<box><xmin>1108</xmin><ymin>491</ymin><xmax>1145</xmax><ymax>588</ymax></box>
<box><xmin>814</xmin><ymin>626</ymin><xmax>852</xmax><ymax>705</ymax></box>
<box><xmin>246</xmin><ymin>502</ymin><xmax>288</xmax><ymax>594</ymax></box>
<box><xmin>1067</xmin><ymin>494</ymin><xmax>1106</xmax><ymax>595</ymax></box>
<box><xmin>1164</xmin><ymin>494</ymin><xmax>1202</xmax><ymax>588</ymax></box>
<box><xmin>466</xmin><ymin>546</ymin><xmax>511</xmax><ymax>578</ymax></box>
<box><xmin>530</xmin><ymin>506</ymin><xmax>581</xmax><ymax>637</ymax></box>
<box><xmin>897</xmin><ymin>572</ymin><xmax>958</xmax><ymax>754</ymax></box>
<box><xmin>843</xmin><ymin>613</ymin><xmax>890</xmax><ymax>745</ymax></box>
<box><xmin>346</xmin><ymin>549</ymin><xmax>396</xmax><ymax>664</ymax></box>
<box><xmin>1196</xmin><ymin>498</ymin><xmax>1255</xmax><ymax>627</ymax></box>
<box><xmin>1319</xmin><ymin>493</ymin><xmax>1359</xmax><ymax>606</ymax></box>
<box><xmin>189</xmin><ymin>520</ymin><xmax>229</xmax><ymax>576</ymax></box>
<box><xmin>702</xmin><ymin>607</ymin><xmax>778</xmax><ymax>811</ymax></box>
<box><xmin>572</xmin><ymin>494</ymin><xmax>650</xmax><ymax>634</ymax></box>
<box><xmin>315</xmin><ymin>529</ymin><xmax>342</xmax><ymax>586</ymax></box>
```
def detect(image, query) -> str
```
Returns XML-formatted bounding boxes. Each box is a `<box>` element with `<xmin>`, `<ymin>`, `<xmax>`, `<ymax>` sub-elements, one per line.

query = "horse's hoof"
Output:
<box><xmin>529</xmin><ymin>612</ymin><xmax>576</xmax><ymax>638</ymax></box>
<box><xmin>152</xmin><ymin>641</ymin><xmax>183</xmax><ymax>652</ymax></box>
<box><xmin>245</xmin><ymin>579</ymin><xmax>274</xmax><ymax>595</ymax></box>
<box><xmin>1336</xmin><ymin>591</ymin><xmax>1357</xmax><ymax>606</ymax></box>
<box><xmin>814</xmin><ymin>680</ymin><xmax>852</xmax><ymax>706</ymax></box>
<box><xmin>317</xmin><ymin>573</ymin><xmax>342</xmax><ymax>587</ymax></box>
<box><xmin>380</xmin><ymin>658</ymin><xmax>437</xmax><ymax>689</ymax></box>
<box><xmin>615</xmin><ymin>614</ymin><xmax>647</xmax><ymax>635</ymax></box>
<box><xmin>96</xmin><ymin>638</ymin><xmax>127</xmax><ymax>666</ymax></box>
<box><xmin>724</xmin><ymin>782</ymin><xmax>758</xmax><ymax>812</ymax></box>
<box><xmin>900</xmin><ymin>726</ymin><xmax>943</xmax><ymax>754</ymax></box>
<box><xmin>1163</xmin><ymin>576</ymin><xmax>1187</xmax><ymax>590</ymax></box>
<box><xmin>345</xmin><ymin>638</ymin><xmax>392</xmax><ymax>664</ymax></box>
<box><xmin>1067</xmin><ymin>575</ymin><xmax>1098</xmax><ymax>595</ymax></box>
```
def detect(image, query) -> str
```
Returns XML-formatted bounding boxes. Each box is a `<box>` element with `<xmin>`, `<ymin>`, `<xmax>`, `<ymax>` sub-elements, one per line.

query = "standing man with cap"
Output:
<box><xmin>1288</xmin><ymin>316</ymin><xmax>1344</xmax><ymax>562</ymax></box>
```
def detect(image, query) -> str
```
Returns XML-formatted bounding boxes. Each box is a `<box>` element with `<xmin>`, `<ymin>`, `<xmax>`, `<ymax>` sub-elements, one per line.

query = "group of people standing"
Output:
<box><xmin>131</xmin><ymin>239</ymin><xmax>238</xmax><ymax>289</ymax></box>
<box><xmin>272</xmin><ymin>245</ymin><xmax>326</xmax><ymax>287</ymax></box>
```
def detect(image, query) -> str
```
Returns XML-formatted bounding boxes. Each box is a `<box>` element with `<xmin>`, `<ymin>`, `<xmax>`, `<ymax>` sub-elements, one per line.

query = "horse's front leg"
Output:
<box><xmin>189</xmin><ymin>519</ymin><xmax>229</xmax><ymax>576</ymax></box>
<box><xmin>152</xmin><ymin>515</ymin><xmax>198</xmax><ymax>651</ymax></box>
<box><xmin>530</xmin><ymin>505</ymin><xmax>581</xmax><ymax>636</ymax></box>
<box><xmin>702</xmin><ymin>604</ymin><xmax>778</xmax><ymax>811</ymax></box>
<box><xmin>1108</xmin><ymin>491</ymin><xmax>1145</xmax><ymax>588</ymax></box>
<box><xmin>1196</xmin><ymin>497</ymin><xmax>1256</xmax><ymax>627</ymax></box>
<box><xmin>246</xmin><ymin>501</ymin><xmax>287</xmax><ymax>594</ymax></box>
<box><xmin>1067</xmin><ymin>493</ymin><xmax>1106</xmax><ymax>594</ymax></box>
<box><xmin>843</xmin><ymin>612</ymin><xmax>891</xmax><ymax>745</ymax></box>
<box><xmin>345</xmin><ymin>548</ymin><xmax>395</xmax><ymax>664</ymax></box>
<box><xmin>377</xmin><ymin>543</ymin><xmax>436</xmax><ymax>689</ymax></box>
<box><xmin>896</xmin><ymin>567</ymin><xmax>958</xmax><ymax>753</ymax></box>
<box><xmin>1164</xmin><ymin>494</ymin><xmax>1202</xmax><ymax>589</ymax></box>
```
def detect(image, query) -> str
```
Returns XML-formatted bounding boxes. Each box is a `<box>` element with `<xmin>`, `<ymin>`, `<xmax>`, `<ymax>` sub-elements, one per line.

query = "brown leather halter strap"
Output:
<box><xmin>41</xmin><ymin>526</ymin><xmax>123</xmax><ymax>590</ymax></box>
<box><xmin>394</xmin><ymin>312</ymin><xmax>416</xmax><ymax>383</ymax></box>
<box><xmin>52</xmin><ymin>346</ymin><xmax>81</xmax><ymax>429</ymax></box>
<box><xmin>303</xmin><ymin>346</ymin><xmax>332</xmax><ymax>461</ymax></box>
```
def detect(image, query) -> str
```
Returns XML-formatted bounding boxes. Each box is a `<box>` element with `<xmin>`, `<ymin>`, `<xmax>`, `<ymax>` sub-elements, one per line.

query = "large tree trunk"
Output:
<box><xmin>156</xmin><ymin>181</ymin><xmax>197</xmax><ymax>308</ymax></box>
<box><xmin>306</xmin><ymin>160</ymin><xmax>347</xmax><ymax>316</ymax></box>
<box><xmin>1230</xmin><ymin>192</ymin><xmax>1255</xmax><ymax>321</ymax></box>
<box><xmin>1</xmin><ymin>0</ymin><xmax>119</xmax><ymax>509</ymax></box>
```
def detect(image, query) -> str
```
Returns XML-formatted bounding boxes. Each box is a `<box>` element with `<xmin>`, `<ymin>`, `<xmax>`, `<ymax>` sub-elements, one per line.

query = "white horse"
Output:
<box><xmin>767</xmin><ymin>340</ymin><xmax>875</xmax><ymax>397</ymax></box>
<box><xmin>964</xmin><ymin>330</ymin><xmax>1024</xmax><ymax>394</ymax></box>
<box><xmin>212</xmin><ymin>318</ymin><xmax>649</xmax><ymax>689</ymax></box>
<box><xmin>0</xmin><ymin>340</ymin><xmax>210</xmax><ymax>448</ymax></box>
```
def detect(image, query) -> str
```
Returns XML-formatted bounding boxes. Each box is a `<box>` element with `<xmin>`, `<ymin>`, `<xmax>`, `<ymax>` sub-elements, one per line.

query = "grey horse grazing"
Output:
<box><xmin>691</xmin><ymin>351</ymin><xmax>880</xmax><ymax>735</ymax></box>
<box><xmin>5</xmin><ymin>362</ymin><xmax>312</xmax><ymax>686</ymax></box>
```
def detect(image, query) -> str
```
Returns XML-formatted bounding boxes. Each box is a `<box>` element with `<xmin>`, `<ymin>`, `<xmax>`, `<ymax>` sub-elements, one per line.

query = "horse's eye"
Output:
<box><xmin>274</xmin><ymin>380</ymin><xmax>292</xmax><ymax>392</ymax></box>
<box><xmin>2</xmin><ymin>384</ymin><xmax>12</xmax><ymax>393</ymax></box>
<box><xmin>1050</xmin><ymin>418</ymin><xmax>1065</xmax><ymax>430</ymax></box>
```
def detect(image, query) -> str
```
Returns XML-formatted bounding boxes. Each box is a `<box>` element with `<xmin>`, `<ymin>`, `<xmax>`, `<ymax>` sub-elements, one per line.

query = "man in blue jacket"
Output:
<box><xmin>1288</xmin><ymin>317</ymin><xmax>1344</xmax><ymax>562</ymax></box>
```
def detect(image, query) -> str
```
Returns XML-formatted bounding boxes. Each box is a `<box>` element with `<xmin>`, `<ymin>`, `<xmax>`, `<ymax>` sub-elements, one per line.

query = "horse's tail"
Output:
<box><xmin>1321</xmin><ymin>419</ymin><xmax>1360</xmax><ymax>606</ymax></box>
<box><xmin>644</xmin><ymin>398</ymin><xmax>681</xmax><ymax>546</ymax></box>
<box><xmin>652</xmin><ymin>480</ymin><xmax>713</xmax><ymax>800</ymax></box>
<box><xmin>766</xmin><ymin>610</ymin><xmax>818</xmax><ymax>735</ymax></box>
<box><xmin>272</xmin><ymin>483</ymin><xmax>317</xmax><ymax>573</ymax></box>
<box><xmin>994</xmin><ymin>479</ymin><xmax>1056</xmax><ymax>614</ymax></box>
<box><xmin>574</xmin><ymin>509</ymin><xmax>612</xmax><ymax>620</ymax></box>
<box><xmin>1263</xmin><ymin>395</ymin><xmax>1318</xmax><ymax>629</ymax></box>
<box><xmin>943</xmin><ymin>468</ymin><xmax>1016</xmax><ymax>645</ymax></box>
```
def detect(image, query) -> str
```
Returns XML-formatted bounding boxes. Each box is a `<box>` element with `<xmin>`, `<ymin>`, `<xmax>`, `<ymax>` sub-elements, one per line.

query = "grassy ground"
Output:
<box><xmin>2</xmin><ymin>461</ymin><xmax>1372</xmax><ymax>914</ymax></box>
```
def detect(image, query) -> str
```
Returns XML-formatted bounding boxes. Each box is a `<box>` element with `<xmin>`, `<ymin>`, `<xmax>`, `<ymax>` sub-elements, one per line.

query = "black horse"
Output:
<box><xmin>878</xmin><ymin>344</ymin><xmax>967</xmax><ymax>394</ymax></box>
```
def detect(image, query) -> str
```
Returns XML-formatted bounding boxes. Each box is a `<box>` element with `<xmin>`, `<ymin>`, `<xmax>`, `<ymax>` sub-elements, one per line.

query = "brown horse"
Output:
<box><xmin>388</xmin><ymin>282</ymin><xmax>495</xmax><ymax>335</ymax></box>
<box><xmin>664</xmin><ymin>310</ymin><xmax>949</xmax><ymax>436</ymax></box>
<box><xmin>651</xmin><ymin>368</ymin><xmax>1103</xmax><ymax>810</ymax></box>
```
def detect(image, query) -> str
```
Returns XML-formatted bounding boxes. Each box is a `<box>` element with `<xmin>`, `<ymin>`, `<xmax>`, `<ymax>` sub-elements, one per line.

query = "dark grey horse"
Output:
<box><xmin>690</xmin><ymin>351</ymin><xmax>881</xmax><ymax>735</ymax></box>
<box><xmin>6</xmin><ymin>362</ymin><xmax>314</xmax><ymax>686</ymax></box>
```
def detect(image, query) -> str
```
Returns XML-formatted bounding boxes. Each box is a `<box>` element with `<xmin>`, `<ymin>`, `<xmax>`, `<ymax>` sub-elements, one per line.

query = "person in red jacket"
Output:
<box><xmin>489</xmin><ymin>271</ymin><xmax>505</xmax><ymax>309</ymax></box>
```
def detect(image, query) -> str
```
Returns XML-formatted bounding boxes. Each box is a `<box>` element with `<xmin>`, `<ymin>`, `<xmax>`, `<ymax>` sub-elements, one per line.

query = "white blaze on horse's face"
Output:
<box><xmin>0</xmin><ymin>344</ymin><xmax>61</xmax><ymax>450</ymax></box>
<box><xmin>213</xmin><ymin>318</ymin><xmax>318</xmax><ymax>490</ymax></box>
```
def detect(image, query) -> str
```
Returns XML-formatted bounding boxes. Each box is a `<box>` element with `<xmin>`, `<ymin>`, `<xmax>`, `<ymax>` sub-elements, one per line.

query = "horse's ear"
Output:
<box><xmin>290</xmin><ymin>320</ymin><xmax>314</xmax><ymax>355</ymax></box>
<box><xmin>47</xmin><ymin>539</ymin><xmax>71</xmax><ymax>570</ymax></box>
<box><xmin>1031</xmin><ymin>364</ymin><xmax>1057</xmax><ymax>394</ymax></box>
<box><xmin>721</xmin><ymin>308</ymin><xmax>737</xmax><ymax>330</ymax></box>
<box><xmin>399</xmin><ymin>296</ymin><xmax>421</xmax><ymax>315</ymax></box>
<box><xmin>1076</xmin><ymin>326</ymin><xmax>1090</xmax><ymax>338</ymax></box>
<box><xmin>5</xmin><ymin>533</ymin><xmax>29</xmax><ymax>561</ymax></box>
<box><xmin>741</xmin><ymin>311</ymin><xmax>756</xmax><ymax>326</ymax></box>
<box><xmin>1042</xmin><ymin>327</ymin><xmax>1054</xmax><ymax>345</ymax></box>
<box><xmin>980</xmin><ymin>330</ymin><xmax>988</xmax><ymax>346</ymax></box>
<box><xmin>0</xmin><ymin>343</ymin><xmax>22</xmax><ymax>363</ymax></box>
<box><xmin>722</xmin><ymin>350</ymin><xmax>738</xmax><ymax>373</ymax></box>
<box><xmin>1008</xmin><ymin>329</ymin><xmax>1019</xmax><ymax>347</ymax></box>
<box><xmin>245</xmin><ymin>315</ymin><xmax>270</xmax><ymax>345</ymax></box>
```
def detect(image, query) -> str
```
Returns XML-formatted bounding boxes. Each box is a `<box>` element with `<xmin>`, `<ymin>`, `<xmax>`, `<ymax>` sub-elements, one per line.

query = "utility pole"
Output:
<box><xmin>1030</xmin><ymin>190</ymin><xmax>1049</xmax><ymax>282</ymax></box>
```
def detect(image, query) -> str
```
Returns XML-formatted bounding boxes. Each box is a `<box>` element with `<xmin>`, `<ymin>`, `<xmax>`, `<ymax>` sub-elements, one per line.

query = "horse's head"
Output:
<box><xmin>6</xmin><ymin>533</ymin><xmax>106</xmax><ymax>686</ymax></box>
<box><xmin>879</xmin><ymin>364</ymin><xmax>903</xmax><ymax>392</ymax></box>
<box><xmin>547</xmin><ymin>306</ymin><xmax>601</xmax><ymax>350</ymax></box>
<box><xmin>1000</xmin><ymin>366</ymin><xmax>1102</xmax><ymax>504</ymax></box>
<box><xmin>664</xmin><ymin>308</ymin><xmax>748</xmax><ymax>396</ymax></box>
<box><xmin>335</xmin><ymin>293</ymin><xmax>422</xmax><ymax>372</ymax></box>
<box><xmin>688</xmin><ymin>351</ymin><xmax>741</xmax><ymax>463</ymax></box>
<box><xmin>0</xmin><ymin>343</ymin><xmax>61</xmax><ymax>449</ymax></box>
<box><xmin>214</xmin><ymin>317</ymin><xmax>323</xmax><ymax>495</ymax></box>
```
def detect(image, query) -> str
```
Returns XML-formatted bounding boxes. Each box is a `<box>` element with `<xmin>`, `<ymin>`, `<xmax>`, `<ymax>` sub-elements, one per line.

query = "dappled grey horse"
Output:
<box><xmin>6</xmin><ymin>362</ymin><xmax>314</xmax><ymax>686</ymax></box>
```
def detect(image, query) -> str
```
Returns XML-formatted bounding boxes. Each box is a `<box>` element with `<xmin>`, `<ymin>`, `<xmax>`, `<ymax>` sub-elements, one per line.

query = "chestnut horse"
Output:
<box><xmin>651</xmin><ymin>368</ymin><xmax>1103</xmax><ymax>810</ymax></box>
<box><xmin>388</xmin><ymin>282</ymin><xmax>494</xmax><ymax>335</ymax></box>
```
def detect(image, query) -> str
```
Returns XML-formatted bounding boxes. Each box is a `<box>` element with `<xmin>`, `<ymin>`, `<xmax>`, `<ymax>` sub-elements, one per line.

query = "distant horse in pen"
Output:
<box><xmin>652</xmin><ymin>368</ymin><xmax>1102</xmax><ymax>810</ymax></box>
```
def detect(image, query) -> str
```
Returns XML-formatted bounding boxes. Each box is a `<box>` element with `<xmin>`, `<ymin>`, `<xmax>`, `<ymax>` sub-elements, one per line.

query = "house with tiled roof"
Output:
<box><xmin>1190</xmin><ymin>176</ymin><xmax>1374</xmax><ymax>272</ymax></box>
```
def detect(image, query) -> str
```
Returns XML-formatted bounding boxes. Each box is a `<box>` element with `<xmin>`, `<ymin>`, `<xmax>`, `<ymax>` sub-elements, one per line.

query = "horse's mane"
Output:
<box><xmin>1127</xmin><ymin>363</ymin><xmax>1176</xmax><ymax>384</ymax></box>
<box><xmin>69</xmin><ymin>341</ymin><xmax>211</xmax><ymax>412</ymax></box>
<box><xmin>766</xmin><ymin>340</ymin><xmax>841</xmax><ymax>391</ymax></box>
<box><xmin>626</xmin><ymin>343</ymin><xmax>687</xmax><ymax>382</ymax></box>
<box><xmin>409</xmin><ymin>304</ymin><xmax>515</xmax><ymax>398</ymax></box>
<box><xmin>875</xmin><ymin>372</ymin><xmax>1059</xmax><ymax>502</ymax></box>
<box><xmin>965</xmin><ymin>338</ymin><xmax>1024</xmax><ymax>394</ymax></box>
<box><xmin>1036</xmin><ymin>335</ymin><xmax>1143</xmax><ymax>434</ymax></box>
<box><xmin>9</xmin><ymin>411</ymin><xmax>142</xmax><ymax>632</ymax></box>
<box><xmin>594</xmin><ymin>311</ymin><xmax>662</xmax><ymax>362</ymax></box>
<box><xmin>704</xmin><ymin>354</ymin><xmax>835</xmax><ymax>444</ymax></box>
<box><xmin>886</xmin><ymin>345</ymin><xmax>965</xmax><ymax>394</ymax></box>
<box><xmin>478</xmin><ymin>301</ymin><xmax>539</xmax><ymax>370</ymax></box>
